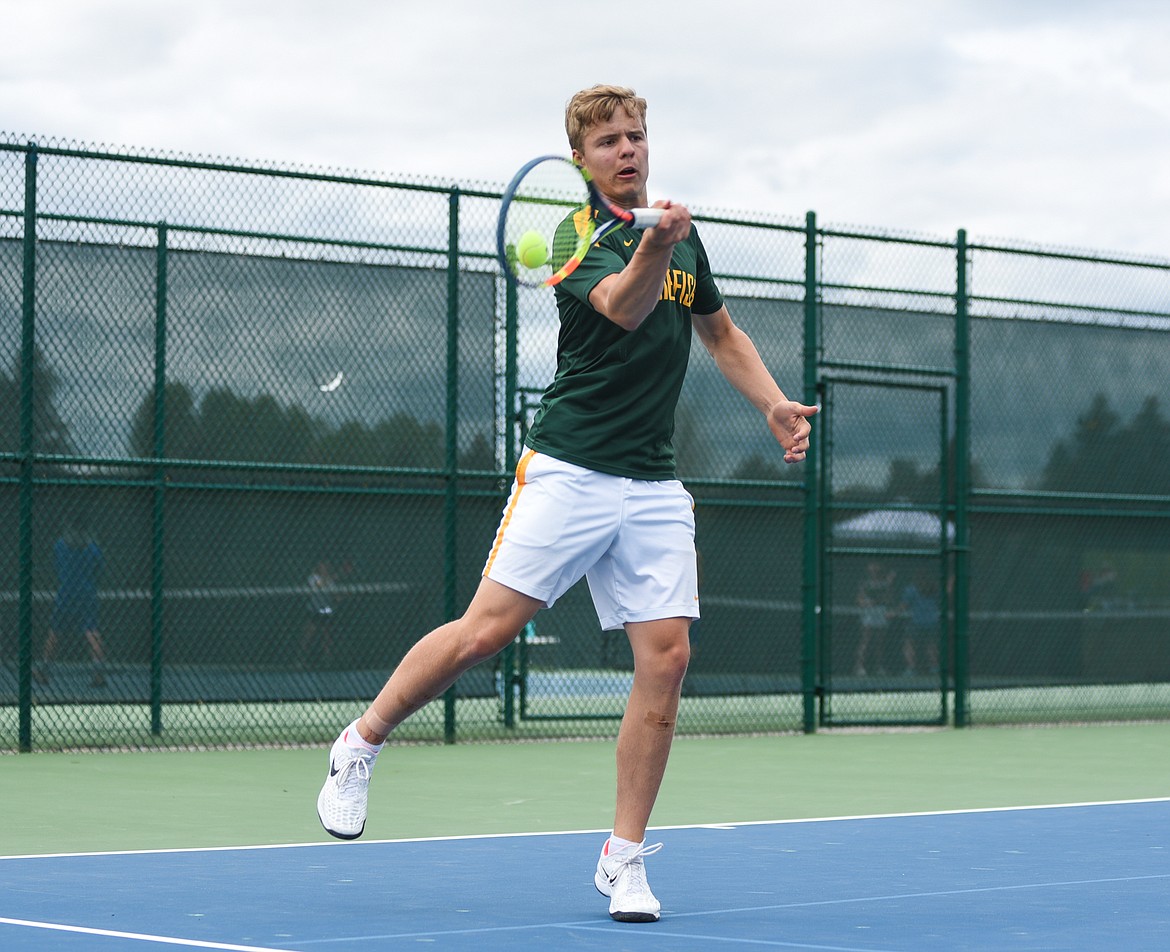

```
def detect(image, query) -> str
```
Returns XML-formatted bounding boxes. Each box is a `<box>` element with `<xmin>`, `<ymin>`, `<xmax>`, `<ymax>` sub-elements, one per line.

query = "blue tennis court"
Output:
<box><xmin>2</xmin><ymin>798</ymin><xmax>1167</xmax><ymax>951</ymax></box>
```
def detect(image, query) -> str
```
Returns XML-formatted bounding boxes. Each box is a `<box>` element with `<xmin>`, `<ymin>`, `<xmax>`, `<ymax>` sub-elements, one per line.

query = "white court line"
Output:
<box><xmin>0</xmin><ymin>917</ymin><xmax>294</xmax><ymax>952</ymax></box>
<box><xmin>1</xmin><ymin>795</ymin><xmax>1167</xmax><ymax>862</ymax></box>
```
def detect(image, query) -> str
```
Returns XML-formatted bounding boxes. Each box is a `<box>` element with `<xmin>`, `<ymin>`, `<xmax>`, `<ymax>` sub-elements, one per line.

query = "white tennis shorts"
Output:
<box><xmin>483</xmin><ymin>450</ymin><xmax>699</xmax><ymax>631</ymax></box>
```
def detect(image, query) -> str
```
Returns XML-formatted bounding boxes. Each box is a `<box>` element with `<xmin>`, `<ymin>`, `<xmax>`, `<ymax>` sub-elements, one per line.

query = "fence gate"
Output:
<box><xmin>817</xmin><ymin>376</ymin><xmax>953</xmax><ymax>727</ymax></box>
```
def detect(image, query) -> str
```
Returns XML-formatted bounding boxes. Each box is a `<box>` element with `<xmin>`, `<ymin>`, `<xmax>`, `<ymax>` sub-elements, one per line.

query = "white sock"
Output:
<box><xmin>605</xmin><ymin>833</ymin><xmax>642</xmax><ymax>856</ymax></box>
<box><xmin>342</xmin><ymin>720</ymin><xmax>383</xmax><ymax>756</ymax></box>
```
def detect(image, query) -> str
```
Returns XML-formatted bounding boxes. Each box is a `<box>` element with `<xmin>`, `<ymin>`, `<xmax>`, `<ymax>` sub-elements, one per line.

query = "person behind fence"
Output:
<box><xmin>313</xmin><ymin>83</ymin><xmax>818</xmax><ymax>924</ymax></box>
<box><xmin>34</xmin><ymin>516</ymin><xmax>107</xmax><ymax>687</ymax></box>
<box><xmin>898</xmin><ymin>570</ymin><xmax>940</xmax><ymax>676</ymax></box>
<box><xmin>299</xmin><ymin>559</ymin><xmax>337</xmax><ymax>666</ymax></box>
<box><xmin>854</xmin><ymin>559</ymin><xmax>895</xmax><ymax>677</ymax></box>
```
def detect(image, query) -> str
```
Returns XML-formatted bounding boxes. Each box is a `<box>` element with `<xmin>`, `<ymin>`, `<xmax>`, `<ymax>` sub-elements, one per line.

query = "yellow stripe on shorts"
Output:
<box><xmin>482</xmin><ymin>449</ymin><xmax>536</xmax><ymax>577</ymax></box>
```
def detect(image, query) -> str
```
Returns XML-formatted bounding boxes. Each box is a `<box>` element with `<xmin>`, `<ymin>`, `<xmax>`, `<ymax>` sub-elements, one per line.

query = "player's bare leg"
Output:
<box><xmin>595</xmin><ymin>616</ymin><xmax>690</xmax><ymax>922</ymax></box>
<box><xmin>358</xmin><ymin>577</ymin><xmax>543</xmax><ymax>743</ymax></box>
<box><xmin>613</xmin><ymin>616</ymin><xmax>691</xmax><ymax>840</ymax></box>
<box><xmin>317</xmin><ymin>577</ymin><xmax>542</xmax><ymax>839</ymax></box>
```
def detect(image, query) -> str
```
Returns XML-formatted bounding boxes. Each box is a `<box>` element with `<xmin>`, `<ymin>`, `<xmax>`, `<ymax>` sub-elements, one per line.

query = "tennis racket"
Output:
<box><xmin>496</xmin><ymin>155</ymin><xmax>665</xmax><ymax>289</ymax></box>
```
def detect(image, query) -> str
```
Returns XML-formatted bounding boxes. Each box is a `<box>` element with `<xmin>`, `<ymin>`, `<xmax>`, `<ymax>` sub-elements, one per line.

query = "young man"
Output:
<box><xmin>317</xmin><ymin>84</ymin><xmax>818</xmax><ymax>923</ymax></box>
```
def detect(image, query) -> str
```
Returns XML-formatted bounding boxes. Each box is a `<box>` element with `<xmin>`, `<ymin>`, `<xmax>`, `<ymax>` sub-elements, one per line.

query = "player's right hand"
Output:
<box><xmin>642</xmin><ymin>200</ymin><xmax>692</xmax><ymax>247</ymax></box>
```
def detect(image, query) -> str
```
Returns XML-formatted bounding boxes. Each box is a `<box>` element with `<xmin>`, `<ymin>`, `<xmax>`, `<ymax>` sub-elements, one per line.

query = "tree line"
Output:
<box><xmin>3</xmin><ymin>346</ymin><xmax>1166</xmax><ymax>497</ymax></box>
<box><xmin>732</xmin><ymin>392</ymin><xmax>1170</xmax><ymax>501</ymax></box>
<box><xmin>125</xmin><ymin>383</ymin><xmax>497</xmax><ymax>474</ymax></box>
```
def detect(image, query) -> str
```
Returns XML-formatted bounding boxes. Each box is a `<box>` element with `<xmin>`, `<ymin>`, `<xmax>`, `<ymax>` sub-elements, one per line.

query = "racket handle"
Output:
<box><xmin>630</xmin><ymin>207</ymin><xmax>666</xmax><ymax>230</ymax></box>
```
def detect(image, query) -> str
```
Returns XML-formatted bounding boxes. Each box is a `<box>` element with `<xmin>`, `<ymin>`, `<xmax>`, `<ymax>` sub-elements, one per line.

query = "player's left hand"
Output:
<box><xmin>768</xmin><ymin>400</ymin><xmax>819</xmax><ymax>463</ymax></box>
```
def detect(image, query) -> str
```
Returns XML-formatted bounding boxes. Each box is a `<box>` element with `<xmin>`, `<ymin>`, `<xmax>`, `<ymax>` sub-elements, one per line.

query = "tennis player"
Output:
<box><xmin>318</xmin><ymin>84</ymin><xmax>818</xmax><ymax>923</ymax></box>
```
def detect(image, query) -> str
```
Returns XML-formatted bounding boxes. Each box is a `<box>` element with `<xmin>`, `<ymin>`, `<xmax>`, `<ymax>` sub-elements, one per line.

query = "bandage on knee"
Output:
<box><xmin>644</xmin><ymin>710</ymin><xmax>675</xmax><ymax>731</ymax></box>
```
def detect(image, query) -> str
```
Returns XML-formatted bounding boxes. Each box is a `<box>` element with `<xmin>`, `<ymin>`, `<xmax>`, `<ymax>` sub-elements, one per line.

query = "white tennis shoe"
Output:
<box><xmin>594</xmin><ymin>840</ymin><xmax>663</xmax><ymax>922</ymax></box>
<box><xmin>316</xmin><ymin>731</ymin><xmax>377</xmax><ymax>840</ymax></box>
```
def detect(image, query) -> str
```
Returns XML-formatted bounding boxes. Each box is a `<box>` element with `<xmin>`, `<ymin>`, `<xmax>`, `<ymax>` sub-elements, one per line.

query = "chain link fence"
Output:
<box><xmin>2</xmin><ymin>136</ymin><xmax>1169</xmax><ymax>751</ymax></box>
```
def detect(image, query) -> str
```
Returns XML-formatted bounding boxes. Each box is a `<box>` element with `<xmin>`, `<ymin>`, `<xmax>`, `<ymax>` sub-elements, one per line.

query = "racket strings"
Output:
<box><xmin>499</xmin><ymin>157</ymin><xmax>593</xmax><ymax>287</ymax></box>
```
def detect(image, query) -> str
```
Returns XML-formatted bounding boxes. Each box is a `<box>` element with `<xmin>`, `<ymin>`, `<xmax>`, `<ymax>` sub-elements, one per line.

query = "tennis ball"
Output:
<box><xmin>516</xmin><ymin>230</ymin><xmax>548</xmax><ymax>270</ymax></box>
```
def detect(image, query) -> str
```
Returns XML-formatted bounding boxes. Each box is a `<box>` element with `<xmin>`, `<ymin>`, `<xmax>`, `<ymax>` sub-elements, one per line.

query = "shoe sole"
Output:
<box><xmin>316</xmin><ymin>808</ymin><xmax>364</xmax><ymax>840</ymax></box>
<box><xmin>594</xmin><ymin>873</ymin><xmax>659</xmax><ymax>922</ymax></box>
<box><xmin>610</xmin><ymin>910</ymin><xmax>659</xmax><ymax>923</ymax></box>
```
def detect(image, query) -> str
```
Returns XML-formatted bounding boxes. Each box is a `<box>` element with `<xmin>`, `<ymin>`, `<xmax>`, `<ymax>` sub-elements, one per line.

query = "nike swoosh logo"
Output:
<box><xmin>329</xmin><ymin>759</ymin><xmax>341</xmax><ymax>777</ymax></box>
<box><xmin>623</xmin><ymin>239</ymin><xmax>634</xmax><ymax>246</ymax></box>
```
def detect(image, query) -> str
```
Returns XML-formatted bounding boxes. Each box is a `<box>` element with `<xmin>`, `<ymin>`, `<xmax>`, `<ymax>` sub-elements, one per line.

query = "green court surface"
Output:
<box><xmin>2</xmin><ymin>722</ymin><xmax>1168</xmax><ymax>857</ymax></box>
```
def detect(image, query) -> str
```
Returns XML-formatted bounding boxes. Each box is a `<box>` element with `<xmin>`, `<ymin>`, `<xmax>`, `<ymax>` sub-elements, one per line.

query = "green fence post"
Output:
<box><xmin>953</xmin><ymin>229</ymin><xmax>971</xmax><ymax>727</ymax></box>
<box><xmin>499</xmin><ymin>262</ymin><xmax>524</xmax><ymax>730</ymax></box>
<box><xmin>504</xmin><ymin>274</ymin><xmax>519</xmax><ymax>477</ymax></box>
<box><xmin>17</xmin><ymin>143</ymin><xmax>38</xmax><ymax>753</ymax></box>
<box><xmin>501</xmin><ymin>266</ymin><xmax>521</xmax><ymax>729</ymax></box>
<box><xmin>150</xmin><ymin>222</ymin><xmax>168</xmax><ymax>736</ymax></box>
<box><xmin>801</xmin><ymin>210</ymin><xmax>820</xmax><ymax>734</ymax></box>
<box><xmin>443</xmin><ymin>188</ymin><xmax>461</xmax><ymax>744</ymax></box>
<box><xmin>938</xmin><ymin>386</ymin><xmax>951</xmax><ymax>724</ymax></box>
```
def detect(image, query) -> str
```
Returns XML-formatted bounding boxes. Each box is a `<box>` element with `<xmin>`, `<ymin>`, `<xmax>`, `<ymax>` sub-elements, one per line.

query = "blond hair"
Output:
<box><xmin>564</xmin><ymin>85</ymin><xmax>648</xmax><ymax>154</ymax></box>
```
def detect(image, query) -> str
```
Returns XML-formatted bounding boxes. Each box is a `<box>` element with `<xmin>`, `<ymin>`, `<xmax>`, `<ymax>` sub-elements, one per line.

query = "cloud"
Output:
<box><xmin>2</xmin><ymin>0</ymin><xmax>1169</xmax><ymax>256</ymax></box>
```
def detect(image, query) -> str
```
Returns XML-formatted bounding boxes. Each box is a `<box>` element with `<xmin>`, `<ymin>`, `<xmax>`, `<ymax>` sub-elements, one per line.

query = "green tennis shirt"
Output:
<box><xmin>524</xmin><ymin>213</ymin><xmax>724</xmax><ymax>480</ymax></box>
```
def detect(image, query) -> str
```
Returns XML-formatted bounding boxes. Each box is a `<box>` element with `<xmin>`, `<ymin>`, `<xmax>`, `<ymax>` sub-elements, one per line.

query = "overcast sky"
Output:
<box><xmin>2</xmin><ymin>0</ymin><xmax>1168</xmax><ymax>258</ymax></box>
